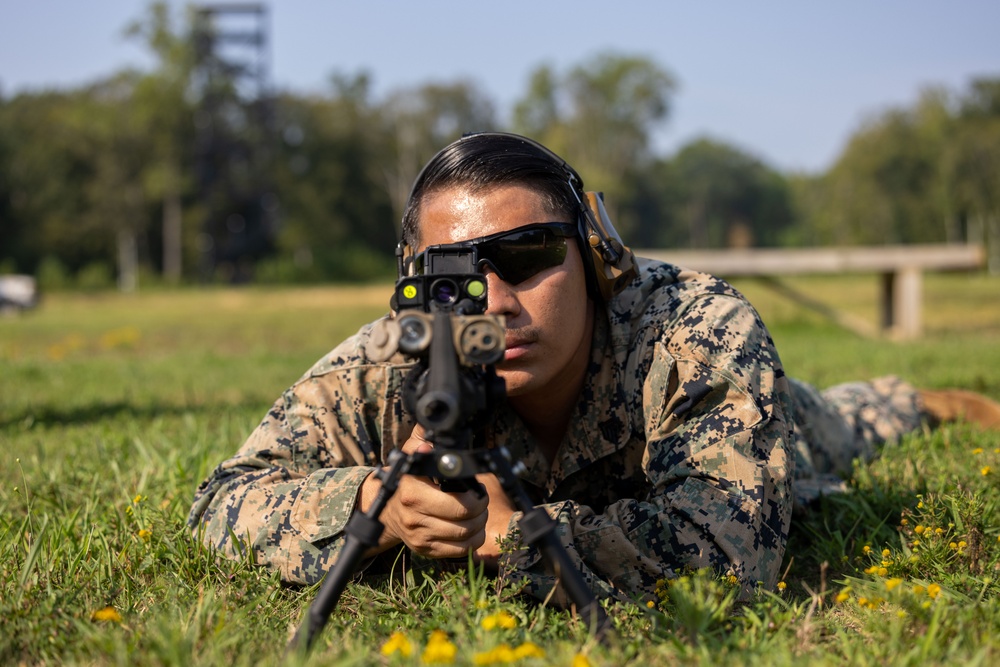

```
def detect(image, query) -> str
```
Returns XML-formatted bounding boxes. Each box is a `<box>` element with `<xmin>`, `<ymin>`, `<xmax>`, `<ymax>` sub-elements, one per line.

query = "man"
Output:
<box><xmin>189</xmin><ymin>132</ymin><xmax>1000</xmax><ymax>606</ymax></box>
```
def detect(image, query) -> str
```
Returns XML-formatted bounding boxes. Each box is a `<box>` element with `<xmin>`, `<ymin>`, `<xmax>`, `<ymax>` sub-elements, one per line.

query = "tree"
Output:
<box><xmin>381</xmin><ymin>79</ymin><xmax>497</xmax><ymax>222</ymax></box>
<box><xmin>638</xmin><ymin>138</ymin><xmax>794</xmax><ymax>249</ymax></box>
<box><xmin>946</xmin><ymin>78</ymin><xmax>1000</xmax><ymax>271</ymax></box>
<box><xmin>512</xmin><ymin>53</ymin><xmax>676</xmax><ymax>237</ymax></box>
<box><xmin>264</xmin><ymin>74</ymin><xmax>396</xmax><ymax>282</ymax></box>
<box><xmin>125</xmin><ymin>1</ymin><xmax>198</xmax><ymax>283</ymax></box>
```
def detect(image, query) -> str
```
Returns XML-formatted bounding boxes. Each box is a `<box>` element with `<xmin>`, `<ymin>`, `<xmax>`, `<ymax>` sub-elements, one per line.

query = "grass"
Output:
<box><xmin>1</xmin><ymin>273</ymin><xmax>999</xmax><ymax>665</ymax></box>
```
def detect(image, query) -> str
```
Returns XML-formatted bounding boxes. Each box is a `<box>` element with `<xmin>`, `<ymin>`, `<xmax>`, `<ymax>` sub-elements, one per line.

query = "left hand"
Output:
<box><xmin>472</xmin><ymin>472</ymin><xmax>517</xmax><ymax>570</ymax></box>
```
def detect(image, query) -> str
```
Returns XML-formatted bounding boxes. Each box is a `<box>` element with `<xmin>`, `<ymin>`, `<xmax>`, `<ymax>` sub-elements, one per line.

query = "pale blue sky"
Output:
<box><xmin>2</xmin><ymin>1</ymin><xmax>997</xmax><ymax>173</ymax></box>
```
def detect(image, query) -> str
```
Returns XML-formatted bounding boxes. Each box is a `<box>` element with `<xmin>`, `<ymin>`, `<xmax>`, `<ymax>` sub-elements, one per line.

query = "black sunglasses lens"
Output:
<box><xmin>483</xmin><ymin>228</ymin><xmax>568</xmax><ymax>285</ymax></box>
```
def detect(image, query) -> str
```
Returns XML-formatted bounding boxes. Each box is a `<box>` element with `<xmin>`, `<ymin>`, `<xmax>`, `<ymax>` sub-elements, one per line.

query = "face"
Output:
<box><xmin>416</xmin><ymin>185</ymin><xmax>594</xmax><ymax>402</ymax></box>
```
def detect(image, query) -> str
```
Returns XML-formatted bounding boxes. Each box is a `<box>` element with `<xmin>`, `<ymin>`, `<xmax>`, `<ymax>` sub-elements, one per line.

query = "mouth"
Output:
<box><xmin>503</xmin><ymin>334</ymin><xmax>534</xmax><ymax>362</ymax></box>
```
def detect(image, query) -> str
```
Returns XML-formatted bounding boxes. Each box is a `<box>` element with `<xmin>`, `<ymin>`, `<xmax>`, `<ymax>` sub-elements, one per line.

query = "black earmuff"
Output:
<box><xmin>398</xmin><ymin>132</ymin><xmax>637</xmax><ymax>301</ymax></box>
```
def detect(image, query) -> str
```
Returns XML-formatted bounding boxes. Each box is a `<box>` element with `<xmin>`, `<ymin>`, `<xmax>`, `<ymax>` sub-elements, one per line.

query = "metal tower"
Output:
<box><xmin>193</xmin><ymin>3</ymin><xmax>276</xmax><ymax>282</ymax></box>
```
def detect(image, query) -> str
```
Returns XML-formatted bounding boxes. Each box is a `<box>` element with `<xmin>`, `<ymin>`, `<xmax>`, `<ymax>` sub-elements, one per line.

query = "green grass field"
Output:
<box><xmin>2</xmin><ymin>273</ymin><xmax>999</xmax><ymax>665</ymax></box>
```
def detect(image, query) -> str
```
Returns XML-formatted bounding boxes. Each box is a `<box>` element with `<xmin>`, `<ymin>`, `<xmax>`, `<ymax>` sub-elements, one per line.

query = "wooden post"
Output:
<box><xmin>894</xmin><ymin>266</ymin><xmax>922</xmax><ymax>339</ymax></box>
<box><xmin>880</xmin><ymin>271</ymin><xmax>895</xmax><ymax>333</ymax></box>
<box><xmin>635</xmin><ymin>244</ymin><xmax>984</xmax><ymax>341</ymax></box>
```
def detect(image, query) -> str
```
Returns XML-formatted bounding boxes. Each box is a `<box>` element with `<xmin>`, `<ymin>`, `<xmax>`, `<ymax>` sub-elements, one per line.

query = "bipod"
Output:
<box><xmin>288</xmin><ymin>443</ymin><xmax>613</xmax><ymax>655</ymax></box>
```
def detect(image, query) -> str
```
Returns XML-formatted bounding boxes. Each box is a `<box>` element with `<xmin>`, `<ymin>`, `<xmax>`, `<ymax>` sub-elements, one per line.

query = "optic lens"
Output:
<box><xmin>398</xmin><ymin>314</ymin><xmax>430</xmax><ymax>354</ymax></box>
<box><xmin>430</xmin><ymin>279</ymin><xmax>458</xmax><ymax>304</ymax></box>
<box><xmin>465</xmin><ymin>279</ymin><xmax>486</xmax><ymax>299</ymax></box>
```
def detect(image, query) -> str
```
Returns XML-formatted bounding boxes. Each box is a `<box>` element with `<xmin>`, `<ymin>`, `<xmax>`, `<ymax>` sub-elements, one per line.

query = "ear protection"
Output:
<box><xmin>399</xmin><ymin>132</ymin><xmax>637</xmax><ymax>302</ymax></box>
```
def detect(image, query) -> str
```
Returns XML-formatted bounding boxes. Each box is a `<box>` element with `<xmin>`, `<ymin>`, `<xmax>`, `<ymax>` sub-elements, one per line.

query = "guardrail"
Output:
<box><xmin>635</xmin><ymin>244</ymin><xmax>986</xmax><ymax>339</ymax></box>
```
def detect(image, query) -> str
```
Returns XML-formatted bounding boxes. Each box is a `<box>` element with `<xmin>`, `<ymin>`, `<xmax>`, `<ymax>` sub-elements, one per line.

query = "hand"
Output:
<box><xmin>472</xmin><ymin>472</ymin><xmax>517</xmax><ymax>570</ymax></box>
<box><xmin>358</xmin><ymin>425</ymin><xmax>490</xmax><ymax>559</ymax></box>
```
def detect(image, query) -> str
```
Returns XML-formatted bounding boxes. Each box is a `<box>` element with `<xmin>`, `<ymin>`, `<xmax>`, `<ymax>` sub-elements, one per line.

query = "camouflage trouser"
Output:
<box><xmin>788</xmin><ymin>375</ymin><xmax>925</xmax><ymax>504</ymax></box>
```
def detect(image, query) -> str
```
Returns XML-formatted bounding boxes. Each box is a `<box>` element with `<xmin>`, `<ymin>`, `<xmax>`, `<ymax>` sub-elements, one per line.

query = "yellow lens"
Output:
<box><xmin>466</xmin><ymin>279</ymin><xmax>485</xmax><ymax>298</ymax></box>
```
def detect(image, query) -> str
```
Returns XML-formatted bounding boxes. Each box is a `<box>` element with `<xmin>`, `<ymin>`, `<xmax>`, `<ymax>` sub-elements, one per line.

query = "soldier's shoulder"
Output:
<box><xmin>292</xmin><ymin>315</ymin><xmax>414</xmax><ymax>385</ymax></box>
<box><xmin>608</xmin><ymin>256</ymin><xmax>749</xmax><ymax>333</ymax></box>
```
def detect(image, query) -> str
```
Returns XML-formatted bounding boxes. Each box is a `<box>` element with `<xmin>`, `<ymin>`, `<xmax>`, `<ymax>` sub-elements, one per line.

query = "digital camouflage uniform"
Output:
<box><xmin>188</xmin><ymin>258</ymin><xmax>924</xmax><ymax>606</ymax></box>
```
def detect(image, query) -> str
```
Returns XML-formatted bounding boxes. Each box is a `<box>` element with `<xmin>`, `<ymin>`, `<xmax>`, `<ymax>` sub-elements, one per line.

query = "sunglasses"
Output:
<box><xmin>416</xmin><ymin>222</ymin><xmax>578</xmax><ymax>285</ymax></box>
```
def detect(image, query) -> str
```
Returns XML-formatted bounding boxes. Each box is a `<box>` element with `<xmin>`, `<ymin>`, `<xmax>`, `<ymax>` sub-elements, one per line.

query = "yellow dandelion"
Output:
<box><xmin>512</xmin><ymin>642</ymin><xmax>545</xmax><ymax>660</ymax></box>
<box><xmin>777</xmin><ymin>581</ymin><xmax>787</xmax><ymax>591</ymax></box>
<box><xmin>927</xmin><ymin>583</ymin><xmax>942</xmax><ymax>599</ymax></box>
<box><xmin>862</xmin><ymin>545</ymin><xmax>872</xmax><ymax>554</ymax></box>
<box><xmin>99</xmin><ymin>326</ymin><xmax>141</xmax><ymax>350</ymax></box>
<box><xmin>138</xmin><ymin>528</ymin><xmax>152</xmax><ymax>541</ymax></box>
<box><xmin>481</xmin><ymin>611</ymin><xmax>517</xmax><ymax>631</ymax></box>
<box><xmin>572</xmin><ymin>654</ymin><xmax>593</xmax><ymax>667</ymax></box>
<box><xmin>958</xmin><ymin>540</ymin><xmax>967</xmax><ymax>548</ymax></box>
<box><xmin>885</xmin><ymin>578</ymin><xmax>903</xmax><ymax>592</ymax></box>
<box><xmin>982</xmin><ymin>466</ymin><xmax>992</xmax><ymax>476</ymax></box>
<box><xmin>877</xmin><ymin>567</ymin><xmax>889</xmax><ymax>577</ymax></box>
<box><xmin>911</xmin><ymin>540</ymin><xmax>921</xmax><ymax>548</ymax></box>
<box><xmin>91</xmin><ymin>606</ymin><xmax>123</xmax><ymax>623</ymax></box>
<box><xmin>900</xmin><ymin>518</ymin><xmax>909</xmax><ymax>526</ymax></box>
<box><xmin>380</xmin><ymin>631</ymin><xmax>414</xmax><ymax>657</ymax></box>
<box><xmin>935</xmin><ymin>527</ymin><xmax>944</xmax><ymax>535</ymax></box>
<box><xmin>422</xmin><ymin>630</ymin><xmax>457</xmax><ymax>664</ymax></box>
<box><xmin>972</xmin><ymin>448</ymin><xmax>984</xmax><ymax>455</ymax></box>
<box><xmin>835</xmin><ymin>591</ymin><xmax>850</xmax><ymax>604</ymax></box>
<box><xmin>882</xmin><ymin>549</ymin><xmax>891</xmax><ymax>557</ymax></box>
<box><xmin>949</xmin><ymin>542</ymin><xmax>958</xmax><ymax>550</ymax></box>
<box><xmin>912</xmin><ymin>584</ymin><xmax>926</xmax><ymax>596</ymax></box>
<box><xmin>917</xmin><ymin>501</ymin><xmax>924</xmax><ymax>508</ymax></box>
<box><xmin>914</xmin><ymin>525</ymin><xmax>926</xmax><ymax>535</ymax></box>
<box><xmin>994</xmin><ymin>448</ymin><xmax>1000</xmax><ymax>454</ymax></box>
<box><xmin>473</xmin><ymin>644</ymin><xmax>515</xmax><ymax>665</ymax></box>
<box><xmin>133</xmin><ymin>494</ymin><xmax>143</xmax><ymax>504</ymax></box>
<box><xmin>725</xmin><ymin>575</ymin><xmax>739</xmax><ymax>586</ymax></box>
<box><xmin>857</xmin><ymin>596</ymin><xmax>868</xmax><ymax>607</ymax></box>
<box><xmin>864</xmin><ymin>566</ymin><xmax>877</xmax><ymax>575</ymax></box>
<box><xmin>897</xmin><ymin>610</ymin><xmax>908</xmax><ymax>619</ymax></box>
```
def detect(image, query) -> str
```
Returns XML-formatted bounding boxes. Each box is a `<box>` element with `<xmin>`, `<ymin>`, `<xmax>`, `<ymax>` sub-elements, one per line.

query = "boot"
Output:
<box><xmin>919</xmin><ymin>389</ymin><xmax>1000</xmax><ymax>430</ymax></box>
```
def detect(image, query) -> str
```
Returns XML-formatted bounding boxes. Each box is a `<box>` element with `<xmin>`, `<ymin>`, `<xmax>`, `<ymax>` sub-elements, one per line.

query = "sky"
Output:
<box><xmin>1</xmin><ymin>1</ymin><xmax>998</xmax><ymax>173</ymax></box>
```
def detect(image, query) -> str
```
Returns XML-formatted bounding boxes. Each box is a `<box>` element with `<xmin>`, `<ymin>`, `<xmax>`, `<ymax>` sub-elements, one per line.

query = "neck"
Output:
<box><xmin>509</xmin><ymin>304</ymin><xmax>595</xmax><ymax>464</ymax></box>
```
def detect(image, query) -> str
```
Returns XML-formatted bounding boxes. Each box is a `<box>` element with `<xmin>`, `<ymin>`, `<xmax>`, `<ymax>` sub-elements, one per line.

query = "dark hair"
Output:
<box><xmin>400</xmin><ymin>133</ymin><xmax>583</xmax><ymax>248</ymax></box>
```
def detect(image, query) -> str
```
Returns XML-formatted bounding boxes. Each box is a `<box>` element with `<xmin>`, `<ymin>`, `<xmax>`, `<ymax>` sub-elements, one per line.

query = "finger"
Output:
<box><xmin>404</xmin><ymin>518</ymin><xmax>488</xmax><ymax>557</ymax></box>
<box><xmin>396</xmin><ymin>477</ymin><xmax>489</xmax><ymax>521</ymax></box>
<box><xmin>400</xmin><ymin>425</ymin><xmax>433</xmax><ymax>455</ymax></box>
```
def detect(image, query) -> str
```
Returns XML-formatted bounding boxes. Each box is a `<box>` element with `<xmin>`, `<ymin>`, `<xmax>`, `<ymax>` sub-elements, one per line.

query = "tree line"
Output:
<box><xmin>2</xmin><ymin>3</ymin><xmax>998</xmax><ymax>289</ymax></box>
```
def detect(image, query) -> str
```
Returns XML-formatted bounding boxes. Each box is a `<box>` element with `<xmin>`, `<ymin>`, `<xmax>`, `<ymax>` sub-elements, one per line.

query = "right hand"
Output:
<box><xmin>358</xmin><ymin>425</ymin><xmax>490</xmax><ymax>559</ymax></box>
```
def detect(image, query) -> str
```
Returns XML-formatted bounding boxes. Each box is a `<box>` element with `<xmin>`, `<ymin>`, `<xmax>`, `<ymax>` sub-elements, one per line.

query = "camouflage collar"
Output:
<box><xmin>491</xmin><ymin>310</ymin><xmax>633</xmax><ymax>496</ymax></box>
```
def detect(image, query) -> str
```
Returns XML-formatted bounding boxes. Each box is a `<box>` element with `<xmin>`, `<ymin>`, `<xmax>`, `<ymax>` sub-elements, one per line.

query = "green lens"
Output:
<box><xmin>466</xmin><ymin>279</ymin><xmax>485</xmax><ymax>298</ymax></box>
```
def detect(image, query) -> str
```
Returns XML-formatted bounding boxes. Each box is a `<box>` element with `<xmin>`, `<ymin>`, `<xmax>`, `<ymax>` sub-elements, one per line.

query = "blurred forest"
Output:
<box><xmin>1</xmin><ymin>3</ymin><xmax>999</xmax><ymax>289</ymax></box>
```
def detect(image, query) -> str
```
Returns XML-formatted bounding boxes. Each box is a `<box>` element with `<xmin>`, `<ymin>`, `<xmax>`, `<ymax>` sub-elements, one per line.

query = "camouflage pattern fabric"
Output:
<box><xmin>188</xmin><ymin>257</ymin><xmax>923</xmax><ymax>607</ymax></box>
<box><xmin>786</xmin><ymin>376</ymin><xmax>923</xmax><ymax>505</ymax></box>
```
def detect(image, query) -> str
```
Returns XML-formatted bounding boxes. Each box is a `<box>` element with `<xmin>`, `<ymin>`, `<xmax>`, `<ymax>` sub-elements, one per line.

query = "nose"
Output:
<box><xmin>483</xmin><ymin>268</ymin><xmax>520</xmax><ymax>319</ymax></box>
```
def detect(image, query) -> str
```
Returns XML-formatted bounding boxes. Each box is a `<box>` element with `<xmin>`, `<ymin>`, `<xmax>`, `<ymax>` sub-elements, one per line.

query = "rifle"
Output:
<box><xmin>289</xmin><ymin>245</ymin><xmax>610</xmax><ymax>654</ymax></box>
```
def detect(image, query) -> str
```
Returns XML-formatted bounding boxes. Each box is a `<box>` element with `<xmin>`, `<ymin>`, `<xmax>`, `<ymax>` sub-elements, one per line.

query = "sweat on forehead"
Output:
<box><xmin>410</xmin><ymin>184</ymin><xmax>567</xmax><ymax>248</ymax></box>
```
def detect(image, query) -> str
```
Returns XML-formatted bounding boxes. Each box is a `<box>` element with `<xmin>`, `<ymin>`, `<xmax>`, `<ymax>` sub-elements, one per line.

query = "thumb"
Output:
<box><xmin>401</xmin><ymin>423</ymin><xmax>434</xmax><ymax>455</ymax></box>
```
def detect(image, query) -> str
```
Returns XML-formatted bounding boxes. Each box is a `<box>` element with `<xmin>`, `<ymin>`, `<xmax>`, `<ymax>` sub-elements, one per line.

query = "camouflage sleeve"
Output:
<box><xmin>502</xmin><ymin>292</ymin><xmax>794</xmax><ymax>604</ymax></box>
<box><xmin>188</xmin><ymin>329</ymin><xmax>413</xmax><ymax>585</ymax></box>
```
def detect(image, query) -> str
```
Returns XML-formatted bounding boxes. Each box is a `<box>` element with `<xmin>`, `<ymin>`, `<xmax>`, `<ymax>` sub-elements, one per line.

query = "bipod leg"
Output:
<box><xmin>485</xmin><ymin>448</ymin><xmax>613</xmax><ymax>642</ymax></box>
<box><xmin>288</xmin><ymin>449</ymin><xmax>412</xmax><ymax>655</ymax></box>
